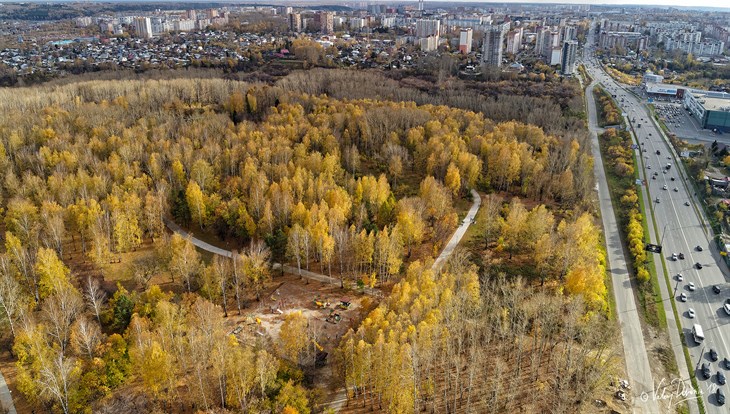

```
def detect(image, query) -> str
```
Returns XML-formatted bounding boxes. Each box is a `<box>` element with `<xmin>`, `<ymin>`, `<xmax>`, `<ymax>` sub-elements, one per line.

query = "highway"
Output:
<box><xmin>584</xmin><ymin>37</ymin><xmax>729</xmax><ymax>412</ymax></box>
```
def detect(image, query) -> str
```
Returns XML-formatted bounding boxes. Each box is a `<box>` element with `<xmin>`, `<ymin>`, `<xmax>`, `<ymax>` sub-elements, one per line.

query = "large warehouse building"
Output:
<box><xmin>684</xmin><ymin>90</ymin><xmax>730</xmax><ymax>133</ymax></box>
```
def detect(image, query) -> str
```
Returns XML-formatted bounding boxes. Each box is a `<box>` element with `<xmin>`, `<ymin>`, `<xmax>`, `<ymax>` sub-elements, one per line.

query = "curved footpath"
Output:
<box><xmin>166</xmin><ymin>189</ymin><xmax>482</xmax><ymax>412</ymax></box>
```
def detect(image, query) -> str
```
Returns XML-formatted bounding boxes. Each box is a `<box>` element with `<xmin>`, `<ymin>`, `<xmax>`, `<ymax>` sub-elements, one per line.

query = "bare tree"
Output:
<box><xmin>85</xmin><ymin>276</ymin><xmax>107</xmax><ymax>324</ymax></box>
<box><xmin>43</xmin><ymin>284</ymin><xmax>84</xmax><ymax>353</ymax></box>
<box><xmin>0</xmin><ymin>256</ymin><xmax>24</xmax><ymax>337</ymax></box>
<box><xmin>38</xmin><ymin>351</ymin><xmax>78</xmax><ymax>414</ymax></box>
<box><xmin>71</xmin><ymin>315</ymin><xmax>102</xmax><ymax>359</ymax></box>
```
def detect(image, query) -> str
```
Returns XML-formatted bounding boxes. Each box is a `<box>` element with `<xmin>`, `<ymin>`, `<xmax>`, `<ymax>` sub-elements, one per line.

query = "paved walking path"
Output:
<box><xmin>433</xmin><ymin>189</ymin><xmax>481</xmax><ymax>271</ymax></box>
<box><xmin>586</xmin><ymin>79</ymin><xmax>659</xmax><ymax>413</ymax></box>
<box><xmin>0</xmin><ymin>369</ymin><xmax>17</xmax><ymax>414</ymax></box>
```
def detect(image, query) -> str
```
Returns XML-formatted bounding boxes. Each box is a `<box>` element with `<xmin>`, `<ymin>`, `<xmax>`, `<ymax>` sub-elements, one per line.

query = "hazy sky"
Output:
<box><xmin>503</xmin><ymin>0</ymin><xmax>728</xmax><ymax>8</ymax></box>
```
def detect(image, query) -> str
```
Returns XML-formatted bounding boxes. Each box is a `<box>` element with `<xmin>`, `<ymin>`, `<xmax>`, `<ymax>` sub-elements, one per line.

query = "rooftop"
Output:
<box><xmin>690</xmin><ymin>90</ymin><xmax>730</xmax><ymax>112</ymax></box>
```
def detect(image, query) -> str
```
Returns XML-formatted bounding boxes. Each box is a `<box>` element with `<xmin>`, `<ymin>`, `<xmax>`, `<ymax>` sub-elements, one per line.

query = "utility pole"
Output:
<box><xmin>660</xmin><ymin>223</ymin><xmax>669</xmax><ymax>247</ymax></box>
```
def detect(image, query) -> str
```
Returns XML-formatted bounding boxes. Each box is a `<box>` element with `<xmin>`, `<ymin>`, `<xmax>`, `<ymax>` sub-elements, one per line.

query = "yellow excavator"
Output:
<box><xmin>312</xmin><ymin>340</ymin><xmax>324</xmax><ymax>352</ymax></box>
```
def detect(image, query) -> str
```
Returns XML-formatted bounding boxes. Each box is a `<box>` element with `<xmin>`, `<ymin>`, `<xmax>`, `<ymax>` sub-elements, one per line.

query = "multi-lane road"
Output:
<box><xmin>584</xmin><ymin>37</ymin><xmax>730</xmax><ymax>412</ymax></box>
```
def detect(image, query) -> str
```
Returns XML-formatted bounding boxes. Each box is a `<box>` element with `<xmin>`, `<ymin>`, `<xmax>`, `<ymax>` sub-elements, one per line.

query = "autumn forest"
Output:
<box><xmin>0</xmin><ymin>72</ymin><xmax>618</xmax><ymax>414</ymax></box>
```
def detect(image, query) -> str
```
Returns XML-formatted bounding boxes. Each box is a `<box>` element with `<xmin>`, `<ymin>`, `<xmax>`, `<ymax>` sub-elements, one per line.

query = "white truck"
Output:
<box><xmin>692</xmin><ymin>324</ymin><xmax>705</xmax><ymax>344</ymax></box>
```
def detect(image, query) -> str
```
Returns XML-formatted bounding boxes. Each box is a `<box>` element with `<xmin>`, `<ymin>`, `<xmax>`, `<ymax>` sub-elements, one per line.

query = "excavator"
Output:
<box><xmin>312</xmin><ymin>340</ymin><xmax>328</xmax><ymax>367</ymax></box>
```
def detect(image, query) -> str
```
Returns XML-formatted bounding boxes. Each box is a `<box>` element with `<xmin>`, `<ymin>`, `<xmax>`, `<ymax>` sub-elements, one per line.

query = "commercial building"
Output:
<box><xmin>561</xmin><ymin>40</ymin><xmax>578</xmax><ymax>75</ymax></box>
<box><xmin>289</xmin><ymin>13</ymin><xmax>302</xmax><ymax>32</ymax></box>
<box><xmin>643</xmin><ymin>72</ymin><xmax>664</xmax><ymax>84</ymax></box>
<box><xmin>459</xmin><ymin>28</ymin><xmax>473</xmax><ymax>54</ymax></box>
<box><xmin>134</xmin><ymin>17</ymin><xmax>153</xmax><ymax>39</ymax></box>
<box><xmin>645</xmin><ymin>83</ymin><xmax>681</xmax><ymax>97</ymax></box>
<box><xmin>685</xmin><ymin>90</ymin><xmax>730</xmax><ymax>132</ymax></box>
<box><xmin>482</xmin><ymin>26</ymin><xmax>504</xmax><ymax>67</ymax></box>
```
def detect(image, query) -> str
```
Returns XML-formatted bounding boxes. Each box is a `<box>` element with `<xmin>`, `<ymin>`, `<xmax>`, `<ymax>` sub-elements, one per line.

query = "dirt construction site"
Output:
<box><xmin>222</xmin><ymin>271</ymin><xmax>375</xmax><ymax>365</ymax></box>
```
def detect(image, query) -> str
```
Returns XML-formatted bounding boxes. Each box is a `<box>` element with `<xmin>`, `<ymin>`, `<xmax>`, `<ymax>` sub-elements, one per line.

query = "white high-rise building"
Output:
<box><xmin>134</xmin><ymin>17</ymin><xmax>152</xmax><ymax>39</ymax></box>
<box><xmin>505</xmin><ymin>30</ymin><xmax>521</xmax><ymax>54</ymax></box>
<box><xmin>459</xmin><ymin>28</ymin><xmax>473</xmax><ymax>54</ymax></box>
<box><xmin>415</xmin><ymin>19</ymin><xmax>440</xmax><ymax>38</ymax></box>
<box><xmin>288</xmin><ymin>13</ymin><xmax>302</xmax><ymax>32</ymax></box>
<box><xmin>561</xmin><ymin>40</ymin><xmax>578</xmax><ymax>75</ymax></box>
<box><xmin>482</xmin><ymin>26</ymin><xmax>504</xmax><ymax>67</ymax></box>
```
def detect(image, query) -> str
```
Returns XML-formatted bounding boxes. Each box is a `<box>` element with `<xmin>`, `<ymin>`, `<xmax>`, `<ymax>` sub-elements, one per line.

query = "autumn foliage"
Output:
<box><xmin>0</xmin><ymin>76</ymin><xmax>606</xmax><ymax>413</ymax></box>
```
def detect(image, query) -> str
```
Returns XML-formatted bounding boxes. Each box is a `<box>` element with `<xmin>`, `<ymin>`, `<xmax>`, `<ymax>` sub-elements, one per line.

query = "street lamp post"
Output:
<box><xmin>660</xmin><ymin>223</ymin><xmax>669</xmax><ymax>247</ymax></box>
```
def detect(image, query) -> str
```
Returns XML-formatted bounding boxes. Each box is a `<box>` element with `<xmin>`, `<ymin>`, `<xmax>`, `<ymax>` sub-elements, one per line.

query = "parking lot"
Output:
<box><xmin>653</xmin><ymin>102</ymin><xmax>720</xmax><ymax>144</ymax></box>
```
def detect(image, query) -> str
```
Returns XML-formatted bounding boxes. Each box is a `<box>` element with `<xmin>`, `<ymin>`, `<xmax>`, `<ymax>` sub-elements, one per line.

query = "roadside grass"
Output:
<box><xmin>595</xmin><ymin>116</ymin><xmax>667</xmax><ymax>331</ymax></box>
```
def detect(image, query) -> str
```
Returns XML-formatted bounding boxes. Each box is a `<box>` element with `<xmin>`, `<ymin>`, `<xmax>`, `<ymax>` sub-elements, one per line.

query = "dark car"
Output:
<box><xmin>671</xmin><ymin>177</ymin><xmax>676</xmax><ymax>181</ymax></box>
<box><xmin>724</xmin><ymin>357</ymin><xmax>730</xmax><ymax>370</ymax></box>
<box><xmin>696</xmin><ymin>245</ymin><xmax>703</xmax><ymax>251</ymax></box>
<box><xmin>702</xmin><ymin>363</ymin><xmax>711</xmax><ymax>379</ymax></box>
<box><xmin>696</xmin><ymin>262</ymin><xmax>703</xmax><ymax>269</ymax></box>
<box><xmin>718</xmin><ymin>370</ymin><xmax>726</xmax><ymax>385</ymax></box>
<box><xmin>714</xmin><ymin>285</ymin><xmax>722</xmax><ymax>294</ymax></box>
<box><xmin>711</xmin><ymin>349</ymin><xmax>719</xmax><ymax>362</ymax></box>
<box><xmin>718</xmin><ymin>389</ymin><xmax>726</xmax><ymax>406</ymax></box>
<box><xmin>678</xmin><ymin>253</ymin><xmax>685</xmax><ymax>260</ymax></box>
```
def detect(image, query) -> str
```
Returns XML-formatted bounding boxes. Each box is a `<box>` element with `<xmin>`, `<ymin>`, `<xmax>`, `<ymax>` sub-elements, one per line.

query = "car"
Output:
<box><xmin>719</xmin><ymin>370</ymin><xmax>726</xmax><ymax>385</ymax></box>
<box><xmin>702</xmin><ymin>363</ymin><xmax>711</xmax><ymax>379</ymax></box>
<box><xmin>672</xmin><ymin>253</ymin><xmax>678</xmax><ymax>260</ymax></box>
<box><xmin>685</xmin><ymin>201</ymin><xmax>691</xmax><ymax>206</ymax></box>
<box><xmin>671</xmin><ymin>177</ymin><xmax>675</xmax><ymax>181</ymax></box>
<box><xmin>663</xmin><ymin>185</ymin><xmax>668</xmax><ymax>190</ymax></box>
<box><xmin>710</xmin><ymin>349</ymin><xmax>719</xmax><ymax>362</ymax></box>
<box><xmin>713</xmin><ymin>285</ymin><xmax>721</xmax><ymax>294</ymax></box>
<box><xmin>696</xmin><ymin>245</ymin><xmax>704</xmax><ymax>251</ymax></box>
<box><xmin>688</xmin><ymin>308</ymin><xmax>695</xmax><ymax>318</ymax></box>
<box><xmin>678</xmin><ymin>253</ymin><xmax>685</xmax><ymax>260</ymax></box>
<box><xmin>677</xmin><ymin>274</ymin><xmax>684</xmax><ymax>281</ymax></box>
<box><xmin>717</xmin><ymin>389</ymin><xmax>725</xmax><ymax>406</ymax></box>
<box><xmin>725</xmin><ymin>299</ymin><xmax>730</xmax><ymax>316</ymax></box>
<box><xmin>667</xmin><ymin>156</ymin><xmax>671</xmax><ymax>160</ymax></box>
<box><xmin>679</xmin><ymin>292</ymin><xmax>687</xmax><ymax>302</ymax></box>
<box><xmin>656</xmin><ymin>198</ymin><xmax>661</xmax><ymax>203</ymax></box>
<box><xmin>696</xmin><ymin>262</ymin><xmax>703</xmax><ymax>269</ymax></box>
<box><xmin>724</xmin><ymin>357</ymin><xmax>730</xmax><ymax>369</ymax></box>
<box><xmin>648</xmin><ymin>165</ymin><xmax>652</xmax><ymax>169</ymax></box>
<box><xmin>674</xmin><ymin>187</ymin><xmax>679</xmax><ymax>192</ymax></box>
<box><xmin>649</xmin><ymin>133</ymin><xmax>652</xmax><ymax>136</ymax></box>
<box><xmin>688</xmin><ymin>282</ymin><xmax>696</xmax><ymax>291</ymax></box>
<box><xmin>652</xmin><ymin>175</ymin><xmax>656</xmax><ymax>180</ymax></box>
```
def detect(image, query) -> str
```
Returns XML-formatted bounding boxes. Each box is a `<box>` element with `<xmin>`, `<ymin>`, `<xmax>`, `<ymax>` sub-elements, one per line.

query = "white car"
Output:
<box><xmin>688</xmin><ymin>282</ymin><xmax>696</xmax><ymax>291</ymax></box>
<box><xmin>677</xmin><ymin>274</ymin><xmax>684</xmax><ymax>281</ymax></box>
<box><xmin>663</xmin><ymin>185</ymin><xmax>667</xmax><ymax>190</ymax></box>
<box><xmin>679</xmin><ymin>292</ymin><xmax>687</xmax><ymax>302</ymax></box>
<box><xmin>688</xmin><ymin>308</ymin><xmax>696</xmax><ymax>318</ymax></box>
<box><xmin>671</xmin><ymin>253</ymin><xmax>678</xmax><ymax>261</ymax></box>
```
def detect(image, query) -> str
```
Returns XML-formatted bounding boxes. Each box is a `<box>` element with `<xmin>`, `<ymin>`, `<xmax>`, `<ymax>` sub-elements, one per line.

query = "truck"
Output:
<box><xmin>692</xmin><ymin>323</ymin><xmax>705</xmax><ymax>344</ymax></box>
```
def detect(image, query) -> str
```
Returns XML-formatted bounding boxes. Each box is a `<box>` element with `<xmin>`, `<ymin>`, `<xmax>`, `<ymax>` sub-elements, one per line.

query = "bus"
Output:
<box><xmin>692</xmin><ymin>324</ymin><xmax>705</xmax><ymax>344</ymax></box>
